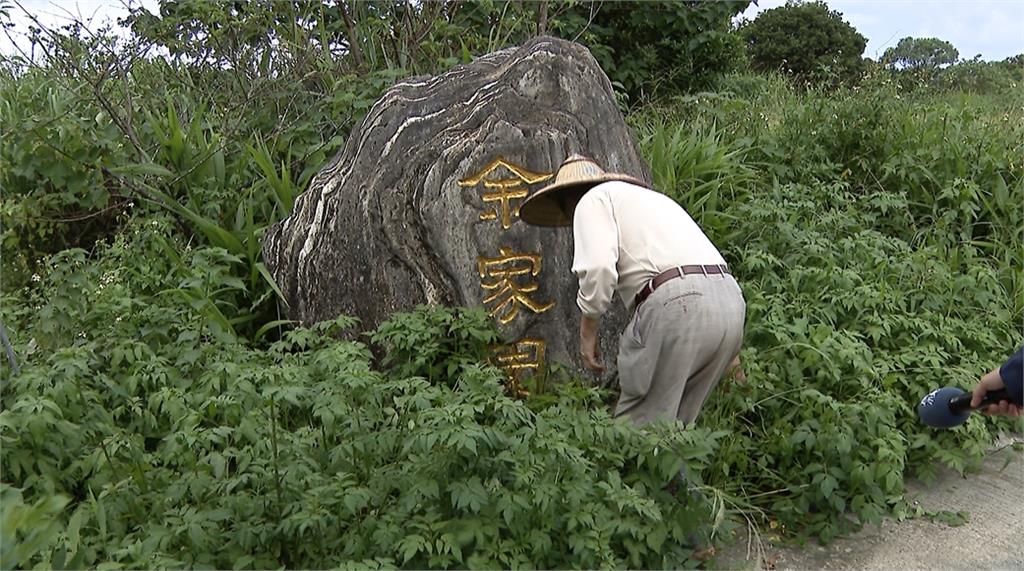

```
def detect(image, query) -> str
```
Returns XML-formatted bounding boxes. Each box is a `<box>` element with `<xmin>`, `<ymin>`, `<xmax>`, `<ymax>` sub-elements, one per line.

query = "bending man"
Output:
<box><xmin>519</xmin><ymin>154</ymin><xmax>746</xmax><ymax>426</ymax></box>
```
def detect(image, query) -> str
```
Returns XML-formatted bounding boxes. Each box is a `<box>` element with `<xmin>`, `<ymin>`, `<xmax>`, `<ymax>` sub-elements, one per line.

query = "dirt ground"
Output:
<box><xmin>712</xmin><ymin>433</ymin><xmax>1023</xmax><ymax>571</ymax></box>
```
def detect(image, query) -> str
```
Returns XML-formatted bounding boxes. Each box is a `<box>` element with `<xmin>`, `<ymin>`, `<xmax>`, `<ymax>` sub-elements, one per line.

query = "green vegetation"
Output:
<box><xmin>882</xmin><ymin>37</ymin><xmax>959</xmax><ymax>73</ymax></box>
<box><xmin>740</xmin><ymin>1</ymin><xmax>867</xmax><ymax>87</ymax></box>
<box><xmin>123</xmin><ymin>0</ymin><xmax>750</xmax><ymax>99</ymax></box>
<box><xmin>1</xmin><ymin>232</ymin><xmax>719</xmax><ymax>568</ymax></box>
<box><xmin>632</xmin><ymin>76</ymin><xmax>1024</xmax><ymax>539</ymax></box>
<box><xmin>2</xmin><ymin>1</ymin><xmax>1021</xmax><ymax>568</ymax></box>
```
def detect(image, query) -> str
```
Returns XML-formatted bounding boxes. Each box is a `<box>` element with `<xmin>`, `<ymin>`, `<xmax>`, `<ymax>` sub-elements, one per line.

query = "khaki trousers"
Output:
<box><xmin>615</xmin><ymin>274</ymin><xmax>746</xmax><ymax>426</ymax></box>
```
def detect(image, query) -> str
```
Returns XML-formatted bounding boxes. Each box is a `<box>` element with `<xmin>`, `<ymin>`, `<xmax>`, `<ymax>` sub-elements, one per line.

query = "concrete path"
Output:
<box><xmin>713</xmin><ymin>435</ymin><xmax>1023</xmax><ymax>571</ymax></box>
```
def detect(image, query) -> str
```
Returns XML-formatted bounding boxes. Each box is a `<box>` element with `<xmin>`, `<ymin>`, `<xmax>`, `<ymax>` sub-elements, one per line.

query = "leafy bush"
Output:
<box><xmin>0</xmin><ymin>22</ymin><xmax>388</xmax><ymax>336</ymax></box>
<box><xmin>882</xmin><ymin>37</ymin><xmax>959</xmax><ymax>73</ymax></box>
<box><xmin>1</xmin><ymin>219</ymin><xmax>726</xmax><ymax>569</ymax></box>
<box><xmin>1</xmin><ymin>485</ymin><xmax>69</xmax><ymax>570</ymax></box>
<box><xmin>741</xmin><ymin>1</ymin><xmax>867</xmax><ymax>88</ymax></box>
<box><xmin>634</xmin><ymin>74</ymin><xmax>1022</xmax><ymax>542</ymax></box>
<box><xmin>701</xmin><ymin>181</ymin><xmax>1018</xmax><ymax>541</ymax></box>
<box><xmin>0</xmin><ymin>62</ymin><xmax>133</xmax><ymax>284</ymax></box>
<box><xmin>371</xmin><ymin>306</ymin><xmax>499</xmax><ymax>385</ymax></box>
<box><xmin>652</xmin><ymin>72</ymin><xmax>1024</xmax><ymax>312</ymax></box>
<box><xmin>930</xmin><ymin>55</ymin><xmax>1023</xmax><ymax>93</ymax></box>
<box><xmin>127</xmin><ymin>0</ymin><xmax>751</xmax><ymax>102</ymax></box>
<box><xmin>562</xmin><ymin>0</ymin><xmax>750</xmax><ymax>99</ymax></box>
<box><xmin>880</xmin><ymin>38</ymin><xmax>1020</xmax><ymax>93</ymax></box>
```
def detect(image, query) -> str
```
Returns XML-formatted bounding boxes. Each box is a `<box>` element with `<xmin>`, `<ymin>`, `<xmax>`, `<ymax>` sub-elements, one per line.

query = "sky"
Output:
<box><xmin>740</xmin><ymin>0</ymin><xmax>1024</xmax><ymax>61</ymax></box>
<box><xmin>2</xmin><ymin>0</ymin><xmax>1023</xmax><ymax>61</ymax></box>
<box><xmin>1</xmin><ymin>0</ymin><xmax>158</xmax><ymax>58</ymax></box>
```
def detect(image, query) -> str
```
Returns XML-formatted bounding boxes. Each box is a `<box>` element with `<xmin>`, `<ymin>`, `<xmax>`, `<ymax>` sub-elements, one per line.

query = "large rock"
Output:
<box><xmin>263</xmin><ymin>36</ymin><xmax>651</xmax><ymax>389</ymax></box>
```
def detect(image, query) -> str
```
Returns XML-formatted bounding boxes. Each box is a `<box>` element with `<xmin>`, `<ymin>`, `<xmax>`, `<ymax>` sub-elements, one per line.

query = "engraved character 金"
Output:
<box><xmin>458</xmin><ymin>157</ymin><xmax>553</xmax><ymax>229</ymax></box>
<box><xmin>477</xmin><ymin>248</ymin><xmax>554</xmax><ymax>324</ymax></box>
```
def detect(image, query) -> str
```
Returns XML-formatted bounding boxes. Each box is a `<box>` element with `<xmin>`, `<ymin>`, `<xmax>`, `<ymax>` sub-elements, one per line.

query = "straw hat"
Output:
<box><xmin>518</xmin><ymin>154</ymin><xmax>649</xmax><ymax>227</ymax></box>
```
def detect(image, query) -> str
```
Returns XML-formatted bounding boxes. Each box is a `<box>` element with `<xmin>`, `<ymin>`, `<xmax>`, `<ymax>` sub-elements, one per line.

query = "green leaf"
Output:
<box><xmin>136</xmin><ymin>181</ymin><xmax>245</xmax><ymax>254</ymax></box>
<box><xmin>111</xmin><ymin>162</ymin><xmax>174</xmax><ymax>178</ymax></box>
<box><xmin>255</xmin><ymin>262</ymin><xmax>288</xmax><ymax>305</ymax></box>
<box><xmin>645</xmin><ymin>525</ymin><xmax>667</xmax><ymax>551</ymax></box>
<box><xmin>254</xmin><ymin>319</ymin><xmax>296</xmax><ymax>343</ymax></box>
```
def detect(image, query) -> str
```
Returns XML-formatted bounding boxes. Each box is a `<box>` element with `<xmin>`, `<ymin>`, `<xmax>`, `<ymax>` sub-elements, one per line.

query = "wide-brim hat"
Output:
<box><xmin>518</xmin><ymin>154</ymin><xmax>649</xmax><ymax>227</ymax></box>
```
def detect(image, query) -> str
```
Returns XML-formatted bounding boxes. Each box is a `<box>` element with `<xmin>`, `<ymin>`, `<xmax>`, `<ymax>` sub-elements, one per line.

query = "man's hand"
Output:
<box><xmin>971</xmin><ymin>367</ymin><xmax>1021</xmax><ymax>418</ymax></box>
<box><xmin>580</xmin><ymin>315</ymin><xmax>605</xmax><ymax>373</ymax></box>
<box><xmin>728</xmin><ymin>355</ymin><xmax>746</xmax><ymax>383</ymax></box>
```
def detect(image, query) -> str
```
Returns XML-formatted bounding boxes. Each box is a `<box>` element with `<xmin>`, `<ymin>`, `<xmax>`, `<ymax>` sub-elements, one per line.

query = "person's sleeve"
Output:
<box><xmin>999</xmin><ymin>347</ymin><xmax>1023</xmax><ymax>406</ymax></box>
<box><xmin>571</xmin><ymin>191</ymin><xmax>619</xmax><ymax>319</ymax></box>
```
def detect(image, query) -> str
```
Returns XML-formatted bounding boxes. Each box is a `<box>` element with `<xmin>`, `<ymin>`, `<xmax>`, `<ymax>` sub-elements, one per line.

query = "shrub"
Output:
<box><xmin>1</xmin><ymin>222</ymin><xmax>726</xmax><ymax>569</ymax></box>
<box><xmin>933</xmin><ymin>56</ymin><xmax>1022</xmax><ymax>93</ymax></box>
<box><xmin>700</xmin><ymin>181</ymin><xmax>1018</xmax><ymax>541</ymax></box>
<box><xmin>636</xmin><ymin>80</ymin><xmax>1022</xmax><ymax>542</ymax></box>
<box><xmin>881</xmin><ymin>37</ymin><xmax>959</xmax><ymax>74</ymax></box>
<box><xmin>741</xmin><ymin>1</ymin><xmax>867</xmax><ymax>88</ymax></box>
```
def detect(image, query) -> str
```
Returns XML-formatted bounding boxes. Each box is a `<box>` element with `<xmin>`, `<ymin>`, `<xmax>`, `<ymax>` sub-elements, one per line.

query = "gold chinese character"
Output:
<box><xmin>478</xmin><ymin>179</ymin><xmax>529</xmax><ymax>229</ymax></box>
<box><xmin>477</xmin><ymin>248</ymin><xmax>555</xmax><ymax>325</ymax></box>
<box><xmin>459</xmin><ymin>157</ymin><xmax>553</xmax><ymax>229</ymax></box>
<box><xmin>493</xmin><ymin>338</ymin><xmax>546</xmax><ymax>396</ymax></box>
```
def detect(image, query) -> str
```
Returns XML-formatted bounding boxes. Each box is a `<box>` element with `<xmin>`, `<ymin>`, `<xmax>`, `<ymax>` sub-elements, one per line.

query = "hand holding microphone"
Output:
<box><xmin>970</xmin><ymin>366</ymin><xmax>1021</xmax><ymax>418</ymax></box>
<box><xmin>917</xmin><ymin>386</ymin><xmax>1013</xmax><ymax>428</ymax></box>
<box><xmin>918</xmin><ymin>352</ymin><xmax>1023</xmax><ymax>428</ymax></box>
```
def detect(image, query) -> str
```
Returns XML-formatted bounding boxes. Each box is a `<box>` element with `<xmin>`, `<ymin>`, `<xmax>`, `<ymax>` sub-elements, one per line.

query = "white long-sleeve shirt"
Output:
<box><xmin>571</xmin><ymin>181</ymin><xmax>726</xmax><ymax>318</ymax></box>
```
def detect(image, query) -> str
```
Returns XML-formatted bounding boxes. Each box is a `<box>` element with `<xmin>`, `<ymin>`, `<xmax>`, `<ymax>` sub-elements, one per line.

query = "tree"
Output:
<box><xmin>741</xmin><ymin>1</ymin><xmax>867</xmax><ymax>87</ymax></box>
<box><xmin>881</xmin><ymin>37</ymin><xmax>959</xmax><ymax>72</ymax></box>
<box><xmin>126</xmin><ymin>1</ymin><xmax>751</xmax><ymax>101</ymax></box>
<box><xmin>562</xmin><ymin>0</ymin><xmax>751</xmax><ymax>98</ymax></box>
<box><xmin>933</xmin><ymin>53</ymin><xmax>1022</xmax><ymax>93</ymax></box>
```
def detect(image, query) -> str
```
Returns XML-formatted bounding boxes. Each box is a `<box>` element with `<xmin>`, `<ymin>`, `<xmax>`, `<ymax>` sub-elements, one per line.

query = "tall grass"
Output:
<box><xmin>634</xmin><ymin>120</ymin><xmax>758</xmax><ymax>247</ymax></box>
<box><xmin>633</xmin><ymin>73</ymin><xmax>1024</xmax><ymax>314</ymax></box>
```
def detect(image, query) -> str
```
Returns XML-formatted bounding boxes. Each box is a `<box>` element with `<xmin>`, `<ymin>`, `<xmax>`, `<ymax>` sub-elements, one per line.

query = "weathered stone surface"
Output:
<box><xmin>262</xmin><ymin>36</ymin><xmax>651</xmax><ymax>385</ymax></box>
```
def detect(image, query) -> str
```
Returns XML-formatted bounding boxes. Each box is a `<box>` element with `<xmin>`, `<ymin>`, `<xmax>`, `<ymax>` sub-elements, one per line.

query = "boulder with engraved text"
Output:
<box><xmin>262</xmin><ymin>36</ymin><xmax>651</xmax><ymax>386</ymax></box>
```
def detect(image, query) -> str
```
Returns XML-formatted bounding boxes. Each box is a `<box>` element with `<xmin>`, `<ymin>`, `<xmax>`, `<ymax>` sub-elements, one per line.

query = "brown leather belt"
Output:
<box><xmin>633</xmin><ymin>264</ymin><xmax>731</xmax><ymax>309</ymax></box>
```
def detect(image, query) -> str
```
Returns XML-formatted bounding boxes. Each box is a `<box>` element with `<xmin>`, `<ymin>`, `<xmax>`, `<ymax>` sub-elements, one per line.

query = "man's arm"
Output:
<box><xmin>571</xmin><ymin>191</ymin><xmax>619</xmax><ymax>373</ymax></box>
<box><xmin>999</xmin><ymin>348</ymin><xmax>1022</xmax><ymax>406</ymax></box>
<box><xmin>579</xmin><ymin>314</ymin><xmax>604</xmax><ymax>373</ymax></box>
<box><xmin>970</xmin><ymin>348</ymin><xmax>1023</xmax><ymax>417</ymax></box>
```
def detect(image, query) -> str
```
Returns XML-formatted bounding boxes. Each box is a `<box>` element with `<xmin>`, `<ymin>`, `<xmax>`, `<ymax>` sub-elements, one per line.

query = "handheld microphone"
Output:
<box><xmin>917</xmin><ymin>387</ymin><xmax>1013</xmax><ymax>428</ymax></box>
